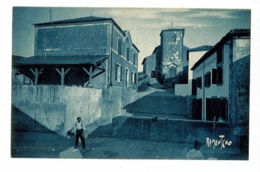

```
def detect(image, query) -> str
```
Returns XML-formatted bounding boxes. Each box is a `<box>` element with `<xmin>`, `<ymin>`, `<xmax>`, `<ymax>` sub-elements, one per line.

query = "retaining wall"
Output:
<box><xmin>112</xmin><ymin>116</ymin><xmax>240</xmax><ymax>147</ymax></box>
<box><xmin>12</xmin><ymin>85</ymin><xmax>102</xmax><ymax>134</ymax></box>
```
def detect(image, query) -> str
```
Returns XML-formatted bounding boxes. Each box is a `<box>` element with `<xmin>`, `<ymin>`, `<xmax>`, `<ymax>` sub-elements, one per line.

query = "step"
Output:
<box><xmin>125</xmin><ymin>94</ymin><xmax>188</xmax><ymax>115</ymax></box>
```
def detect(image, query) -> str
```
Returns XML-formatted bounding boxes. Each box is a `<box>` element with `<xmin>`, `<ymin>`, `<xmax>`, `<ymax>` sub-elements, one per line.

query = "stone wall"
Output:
<box><xmin>112</xmin><ymin>116</ymin><xmax>239</xmax><ymax>147</ymax></box>
<box><xmin>231</xmin><ymin>55</ymin><xmax>250</xmax><ymax>136</ymax></box>
<box><xmin>12</xmin><ymin>85</ymin><xmax>102</xmax><ymax>134</ymax></box>
<box><xmin>101</xmin><ymin>87</ymin><xmax>133</xmax><ymax>121</ymax></box>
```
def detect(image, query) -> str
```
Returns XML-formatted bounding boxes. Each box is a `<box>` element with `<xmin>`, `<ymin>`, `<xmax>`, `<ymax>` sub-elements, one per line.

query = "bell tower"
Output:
<box><xmin>160</xmin><ymin>29</ymin><xmax>185</xmax><ymax>79</ymax></box>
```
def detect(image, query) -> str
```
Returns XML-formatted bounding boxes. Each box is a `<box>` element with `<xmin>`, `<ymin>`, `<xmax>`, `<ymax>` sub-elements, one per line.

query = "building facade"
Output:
<box><xmin>142</xmin><ymin>46</ymin><xmax>158</xmax><ymax>79</ymax></box>
<box><xmin>13</xmin><ymin>16</ymin><xmax>139</xmax><ymax>89</ymax></box>
<box><xmin>141</xmin><ymin>29</ymin><xmax>188</xmax><ymax>87</ymax></box>
<box><xmin>191</xmin><ymin>29</ymin><xmax>250</xmax><ymax>123</ymax></box>
<box><xmin>158</xmin><ymin>29</ymin><xmax>188</xmax><ymax>85</ymax></box>
<box><xmin>175</xmin><ymin>45</ymin><xmax>212</xmax><ymax>96</ymax></box>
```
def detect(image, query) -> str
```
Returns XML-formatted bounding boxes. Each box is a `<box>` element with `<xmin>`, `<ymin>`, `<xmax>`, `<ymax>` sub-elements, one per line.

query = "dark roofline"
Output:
<box><xmin>141</xmin><ymin>58</ymin><xmax>146</xmax><ymax>65</ymax></box>
<box><xmin>33</xmin><ymin>16</ymin><xmax>113</xmax><ymax>26</ymax></box>
<box><xmin>160</xmin><ymin>28</ymin><xmax>185</xmax><ymax>37</ymax></box>
<box><xmin>191</xmin><ymin>29</ymin><xmax>250</xmax><ymax>70</ymax></box>
<box><xmin>13</xmin><ymin>55</ymin><xmax>108</xmax><ymax>66</ymax></box>
<box><xmin>188</xmin><ymin>45</ymin><xmax>213</xmax><ymax>52</ymax></box>
<box><xmin>152</xmin><ymin>45</ymin><xmax>161</xmax><ymax>54</ymax></box>
<box><xmin>132</xmin><ymin>44</ymin><xmax>140</xmax><ymax>52</ymax></box>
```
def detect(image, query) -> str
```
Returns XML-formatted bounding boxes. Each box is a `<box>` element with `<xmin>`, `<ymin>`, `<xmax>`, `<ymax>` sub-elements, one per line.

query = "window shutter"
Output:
<box><xmin>217</xmin><ymin>67</ymin><xmax>223</xmax><ymax>84</ymax></box>
<box><xmin>197</xmin><ymin>77</ymin><xmax>202</xmax><ymax>88</ymax></box>
<box><xmin>192</xmin><ymin>79</ymin><xmax>197</xmax><ymax>95</ymax></box>
<box><xmin>212</xmin><ymin>69</ymin><xmax>217</xmax><ymax>84</ymax></box>
<box><xmin>204</xmin><ymin>72</ymin><xmax>211</xmax><ymax>88</ymax></box>
<box><xmin>206</xmin><ymin>98</ymin><xmax>213</xmax><ymax>121</ymax></box>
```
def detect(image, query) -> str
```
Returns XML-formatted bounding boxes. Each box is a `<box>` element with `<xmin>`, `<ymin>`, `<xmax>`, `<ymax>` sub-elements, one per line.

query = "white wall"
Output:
<box><xmin>193</xmin><ymin>44</ymin><xmax>230</xmax><ymax>120</ymax></box>
<box><xmin>175</xmin><ymin>50</ymin><xmax>208</xmax><ymax>96</ymax></box>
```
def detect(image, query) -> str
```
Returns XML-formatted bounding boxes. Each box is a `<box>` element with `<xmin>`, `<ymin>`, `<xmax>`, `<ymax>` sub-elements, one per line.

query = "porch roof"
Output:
<box><xmin>13</xmin><ymin>55</ymin><xmax>108</xmax><ymax>66</ymax></box>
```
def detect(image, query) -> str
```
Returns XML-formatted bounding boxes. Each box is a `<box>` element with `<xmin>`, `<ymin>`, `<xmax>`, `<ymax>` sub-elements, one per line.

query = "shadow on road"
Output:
<box><xmin>11</xmin><ymin>106</ymin><xmax>75</xmax><ymax>158</ymax></box>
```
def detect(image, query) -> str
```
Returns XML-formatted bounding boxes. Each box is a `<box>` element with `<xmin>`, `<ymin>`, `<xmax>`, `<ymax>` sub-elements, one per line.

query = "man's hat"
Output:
<box><xmin>77</xmin><ymin>117</ymin><xmax>81</xmax><ymax>120</ymax></box>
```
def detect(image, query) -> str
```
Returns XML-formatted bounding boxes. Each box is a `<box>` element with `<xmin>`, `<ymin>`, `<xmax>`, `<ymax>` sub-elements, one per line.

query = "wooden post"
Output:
<box><xmin>29</xmin><ymin>68</ymin><xmax>43</xmax><ymax>85</ymax></box>
<box><xmin>55</xmin><ymin>67</ymin><xmax>70</xmax><ymax>85</ymax></box>
<box><xmin>82</xmin><ymin>66</ymin><xmax>93</xmax><ymax>87</ymax></box>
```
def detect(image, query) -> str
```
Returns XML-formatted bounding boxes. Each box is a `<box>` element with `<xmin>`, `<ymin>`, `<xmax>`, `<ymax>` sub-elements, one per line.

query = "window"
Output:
<box><xmin>126</xmin><ymin>47</ymin><xmax>130</xmax><ymax>61</ymax></box>
<box><xmin>151</xmin><ymin>70</ymin><xmax>155</xmax><ymax>78</ymax></box>
<box><xmin>196</xmin><ymin>77</ymin><xmax>202</xmax><ymax>88</ymax></box>
<box><xmin>206</xmin><ymin>97</ymin><xmax>228</xmax><ymax>122</ymax></box>
<box><xmin>212</xmin><ymin>68</ymin><xmax>217</xmax><ymax>84</ymax></box>
<box><xmin>131</xmin><ymin>72</ymin><xmax>136</xmax><ymax>84</ymax></box>
<box><xmin>125</xmin><ymin>68</ymin><xmax>129</xmax><ymax>86</ymax></box>
<box><xmin>206</xmin><ymin>98</ymin><xmax>213</xmax><ymax>121</ymax></box>
<box><xmin>206</xmin><ymin>98</ymin><xmax>221</xmax><ymax>121</ymax></box>
<box><xmin>172</xmin><ymin>33</ymin><xmax>177</xmax><ymax>43</ymax></box>
<box><xmin>192</xmin><ymin>79</ymin><xmax>197</xmax><ymax>95</ymax></box>
<box><xmin>204</xmin><ymin>72</ymin><xmax>211</xmax><ymax>88</ymax></box>
<box><xmin>115</xmin><ymin>64</ymin><xmax>122</xmax><ymax>82</ymax></box>
<box><xmin>217</xmin><ymin>66</ymin><xmax>223</xmax><ymax>85</ymax></box>
<box><xmin>212</xmin><ymin>67</ymin><xmax>223</xmax><ymax>85</ymax></box>
<box><xmin>217</xmin><ymin>47</ymin><xmax>223</xmax><ymax>64</ymax></box>
<box><xmin>117</xmin><ymin>39</ymin><xmax>122</xmax><ymax>55</ymax></box>
<box><xmin>133</xmin><ymin>53</ymin><xmax>136</xmax><ymax>65</ymax></box>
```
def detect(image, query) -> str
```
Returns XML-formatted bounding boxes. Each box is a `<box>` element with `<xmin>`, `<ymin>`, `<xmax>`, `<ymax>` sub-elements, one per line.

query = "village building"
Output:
<box><xmin>175</xmin><ymin>45</ymin><xmax>212</xmax><ymax>96</ymax></box>
<box><xmin>13</xmin><ymin>16</ymin><xmax>139</xmax><ymax>89</ymax></box>
<box><xmin>141</xmin><ymin>29</ymin><xmax>189</xmax><ymax>87</ymax></box>
<box><xmin>141</xmin><ymin>47</ymin><xmax>157</xmax><ymax>79</ymax></box>
<box><xmin>191</xmin><ymin>29</ymin><xmax>250</xmax><ymax>123</ymax></box>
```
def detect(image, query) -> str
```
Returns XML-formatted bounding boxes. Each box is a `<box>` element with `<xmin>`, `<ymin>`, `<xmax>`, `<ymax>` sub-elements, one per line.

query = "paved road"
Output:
<box><xmin>11</xmin><ymin>130</ymin><xmax>190</xmax><ymax>159</ymax></box>
<box><xmin>11</xmin><ymin>130</ymin><xmax>247</xmax><ymax>160</ymax></box>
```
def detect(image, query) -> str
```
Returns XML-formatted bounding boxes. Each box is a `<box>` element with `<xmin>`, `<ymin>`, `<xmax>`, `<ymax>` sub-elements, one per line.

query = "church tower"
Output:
<box><xmin>160</xmin><ymin>29</ymin><xmax>185</xmax><ymax>80</ymax></box>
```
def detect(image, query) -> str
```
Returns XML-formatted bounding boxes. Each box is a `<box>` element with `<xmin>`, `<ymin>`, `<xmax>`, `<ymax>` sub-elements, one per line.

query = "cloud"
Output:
<box><xmin>185</xmin><ymin>10</ymin><xmax>241</xmax><ymax>19</ymax></box>
<box><xmin>94</xmin><ymin>8</ymin><xmax>161</xmax><ymax>20</ymax></box>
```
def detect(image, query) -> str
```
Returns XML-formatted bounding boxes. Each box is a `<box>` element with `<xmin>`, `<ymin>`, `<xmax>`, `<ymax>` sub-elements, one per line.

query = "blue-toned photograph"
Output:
<box><xmin>11</xmin><ymin>7</ymin><xmax>250</xmax><ymax>160</ymax></box>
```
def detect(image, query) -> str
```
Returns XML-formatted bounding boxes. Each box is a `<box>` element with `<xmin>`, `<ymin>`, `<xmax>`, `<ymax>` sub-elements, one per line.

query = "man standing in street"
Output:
<box><xmin>74</xmin><ymin>117</ymin><xmax>86</xmax><ymax>152</ymax></box>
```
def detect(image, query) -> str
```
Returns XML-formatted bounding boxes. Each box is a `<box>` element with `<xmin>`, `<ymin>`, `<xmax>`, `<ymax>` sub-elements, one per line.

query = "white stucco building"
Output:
<box><xmin>191</xmin><ymin>29</ymin><xmax>250</xmax><ymax>122</ymax></box>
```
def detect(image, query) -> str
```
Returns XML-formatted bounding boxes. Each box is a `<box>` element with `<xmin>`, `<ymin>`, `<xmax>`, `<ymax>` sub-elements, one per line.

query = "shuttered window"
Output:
<box><xmin>217</xmin><ymin>66</ymin><xmax>223</xmax><ymax>85</ymax></box>
<box><xmin>196</xmin><ymin>77</ymin><xmax>202</xmax><ymax>88</ymax></box>
<box><xmin>212</xmin><ymin>68</ymin><xmax>217</xmax><ymax>84</ymax></box>
<box><xmin>192</xmin><ymin>79</ymin><xmax>197</xmax><ymax>95</ymax></box>
<box><xmin>205</xmin><ymin>97</ymin><xmax>228</xmax><ymax>122</ymax></box>
<box><xmin>204</xmin><ymin>72</ymin><xmax>211</xmax><ymax>88</ymax></box>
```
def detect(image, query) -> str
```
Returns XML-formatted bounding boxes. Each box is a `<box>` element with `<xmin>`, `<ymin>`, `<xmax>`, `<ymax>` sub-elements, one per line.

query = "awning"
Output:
<box><xmin>13</xmin><ymin>55</ymin><xmax>108</xmax><ymax>66</ymax></box>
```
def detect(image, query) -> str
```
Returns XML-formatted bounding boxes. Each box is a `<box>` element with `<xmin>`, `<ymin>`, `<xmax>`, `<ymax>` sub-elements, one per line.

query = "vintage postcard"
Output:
<box><xmin>11</xmin><ymin>6</ymin><xmax>250</xmax><ymax>160</ymax></box>
<box><xmin>5</xmin><ymin>1</ymin><xmax>260</xmax><ymax>171</ymax></box>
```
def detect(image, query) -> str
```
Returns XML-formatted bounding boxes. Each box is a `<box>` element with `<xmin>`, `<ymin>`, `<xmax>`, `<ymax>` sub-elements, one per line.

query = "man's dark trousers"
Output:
<box><xmin>75</xmin><ymin>129</ymin><xmax>85</xmax><ymax>149</ymax></box>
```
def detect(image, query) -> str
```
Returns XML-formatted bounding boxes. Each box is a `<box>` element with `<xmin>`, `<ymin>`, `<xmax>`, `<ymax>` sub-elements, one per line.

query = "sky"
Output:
<box><xmin>12</xmin><ymin>7</ymin><xmax>250</xmax><ymax>71</ymax></box>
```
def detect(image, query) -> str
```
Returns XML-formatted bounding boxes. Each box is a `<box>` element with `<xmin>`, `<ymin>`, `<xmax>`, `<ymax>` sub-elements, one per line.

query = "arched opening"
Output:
<box><xmin>169</xmin><ymin>65</ymin><xmax>176</xmax><ymax>78</ymax></box>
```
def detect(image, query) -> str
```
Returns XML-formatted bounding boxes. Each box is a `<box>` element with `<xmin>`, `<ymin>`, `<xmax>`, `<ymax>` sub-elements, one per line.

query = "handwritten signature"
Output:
<box><xmin>206</xmin><ymin>135</ymin><xmax>232</xmax><ymax>150</ymax></box>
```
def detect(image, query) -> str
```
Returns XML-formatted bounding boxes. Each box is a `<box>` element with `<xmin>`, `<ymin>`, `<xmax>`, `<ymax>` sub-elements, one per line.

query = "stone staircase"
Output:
<box><xmin>125</xmin><ymin>89</ymin><xmax>189</xmax><ymax>117</ymax></box>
